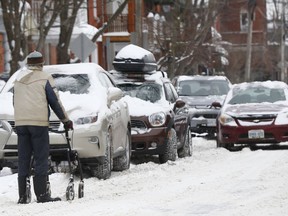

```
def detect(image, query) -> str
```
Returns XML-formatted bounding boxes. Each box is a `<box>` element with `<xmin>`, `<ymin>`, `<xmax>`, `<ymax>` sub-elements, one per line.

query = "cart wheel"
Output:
<box><xmin>78</xmin><ymin>181</ymin><xmax>84</xmax><ymax>198</ymax></box>
<box><xmin>66</xmin><ymin>184</ymin><xmax>75</xmax><ymax>201</ymax></box>
<box><xmin>26</xmin><ymin>181</ymin><xmax>32</xmax><ymax>203</ymax></box>
<box><xmin>46</xmin><ymin>181</ymin><xmax>51</xmax><ymax>196</ymax></box>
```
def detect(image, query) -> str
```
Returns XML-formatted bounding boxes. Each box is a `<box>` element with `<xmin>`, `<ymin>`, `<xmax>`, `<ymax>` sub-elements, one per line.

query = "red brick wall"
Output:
<box><xmin>87</xmin><ymin>0</ymin><xmax>97</xmax><ymax>27</ymax></box>
<box><xmin>217</xmin><ymin>0</ymin><xmax>267</xmax><ymax>45</ymax></box>
<box><xmin>128</xmin><ymin>0</ymin><xmax>135</xmax><ymax>33</ymax></box>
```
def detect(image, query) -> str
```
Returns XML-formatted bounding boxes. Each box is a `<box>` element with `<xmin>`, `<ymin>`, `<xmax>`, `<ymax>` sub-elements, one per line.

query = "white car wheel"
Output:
<box><xmin>90</xmin><ymin>128</ymin><xmax>113</xmax><ymax>180</ymax></box>
<box><xmin>113</xmin><ymin>129</ymin><xmax>131</xmax><ymax>171</ymax></box>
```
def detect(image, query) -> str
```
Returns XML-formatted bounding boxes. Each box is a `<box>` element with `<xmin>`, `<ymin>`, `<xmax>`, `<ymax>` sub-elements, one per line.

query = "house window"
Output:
<box><xmin>240</xmin><ymin>11</ymin><xmax>248</xmax><ymax>31</ymax></box>
<box><xmin>93</xmin><ymin>0</ymin><xmax>97</xmax><ymax>18</ymax></box>
<box><xmin>240</xmin><ymin>10</ymin><xmax>255</xmax><ymax>32</ymax></box>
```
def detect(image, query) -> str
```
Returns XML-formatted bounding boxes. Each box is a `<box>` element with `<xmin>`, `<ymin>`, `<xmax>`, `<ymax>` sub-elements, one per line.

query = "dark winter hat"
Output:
<box><xmin>27</xmin><ymin>51</ymin><xmax>44</xmax><ymax>65</ymax></box>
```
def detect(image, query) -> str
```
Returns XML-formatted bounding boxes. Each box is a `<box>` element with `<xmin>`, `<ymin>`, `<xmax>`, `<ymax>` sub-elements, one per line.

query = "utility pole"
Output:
<box><xmin>135</xmin><ymin>0</ymin><xmax>142</xmax><ymax>46</ymax></box>
<box><xmin>245</xmin><ymin>0</ymin><xmax>256</xmax><ymax>82</ymax></box>
<box><xmin>281</xmin><ymin>1</ymin><xmax>286</xmax><ymax>82</ymax></box>
<box><xmin>245</xmin><ymin>11</ymin><xmax>253</xmax><ymax>82</ymax></box>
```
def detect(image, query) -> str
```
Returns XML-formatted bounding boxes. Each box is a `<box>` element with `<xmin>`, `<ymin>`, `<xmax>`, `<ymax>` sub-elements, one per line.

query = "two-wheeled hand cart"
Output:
<box><xmin>27</xmin><ymin>128</ymin><xmax>84</xmax><ymax>201</ymax></box>
<box><xmin>49</xmin><ymin>128</ymin><xmax>84</xmax><ymax>200</ymax></box>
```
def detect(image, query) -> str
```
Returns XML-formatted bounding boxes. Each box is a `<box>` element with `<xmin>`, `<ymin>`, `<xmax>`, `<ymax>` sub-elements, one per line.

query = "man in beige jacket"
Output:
<box><xmin>14</xmin><ymin>51</ymin><xmax>73</xmax><ymax>203</ymax></box>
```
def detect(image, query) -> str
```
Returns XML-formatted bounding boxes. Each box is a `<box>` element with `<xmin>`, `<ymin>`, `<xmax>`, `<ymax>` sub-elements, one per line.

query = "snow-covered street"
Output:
<box><xmin>1</xmin><ymin>137</ymin><xmax>288</xmax><ymax>216</ymax></box>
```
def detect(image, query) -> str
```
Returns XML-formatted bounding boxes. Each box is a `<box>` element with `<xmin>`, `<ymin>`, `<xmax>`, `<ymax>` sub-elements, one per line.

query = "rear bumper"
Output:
<box><xmin>190</xmin><ymin>123</ymin><xmax>216</xmax><ymax>134</ymax></box>
<box><xmin>189</xmin><ymin>108</ymin><xmax>219</xmax><ymax>135</ymax></box>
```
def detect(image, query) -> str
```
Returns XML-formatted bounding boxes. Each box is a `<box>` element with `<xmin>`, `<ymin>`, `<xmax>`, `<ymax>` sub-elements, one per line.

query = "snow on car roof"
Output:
<box><xmin>232</xmin><ymin>80</ymin><xmax>288</xmax><ymax>90</ymax></box>
<box><xmin>176</xmin><ymin>75</ymin><xmax>229</xmax><ymax>82</ymax></box>
<box><xmin>43</xmin><ymin>62</ymin><xmax>106</xmax><ymax>74</ymax></box>
<box><xmin>223</xmin><ymin>80</ymin><xmax>288</xmax><ymax>110</ymax></box>
<box><xmin>115</xmin><ymin>44</ymin><xmax>156</xmax><ymax>61</ymax></box>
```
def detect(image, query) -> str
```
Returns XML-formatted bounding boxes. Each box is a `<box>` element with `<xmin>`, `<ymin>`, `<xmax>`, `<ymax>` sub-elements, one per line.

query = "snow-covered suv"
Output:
<box><xmin>0</xmin><ymin>63</ymin><xmax>131</xmax><ymax>179</ymax></box>
<box><xmin>110</xmin><ymin>44</ymin><xmax>192</xmax><ymax>163</ymax></box>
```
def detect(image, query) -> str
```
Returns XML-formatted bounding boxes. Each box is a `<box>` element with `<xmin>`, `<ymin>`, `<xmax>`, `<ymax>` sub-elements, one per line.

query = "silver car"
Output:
<box><xmin>0</xmin><ymin>63</ymin><xmax>131</xmax><ymax>179</ymax></box>
<box><xmin>172</xmin><ymin>75</ymin><xmax>232</xmax><ymax>138</ymax></box>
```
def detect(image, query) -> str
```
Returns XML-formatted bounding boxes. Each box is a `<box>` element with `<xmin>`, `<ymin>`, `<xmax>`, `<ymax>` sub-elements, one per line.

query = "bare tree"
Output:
<box><xmin>36</xmin><ymin>0</ymin><xmax>61</xmax><ymax>51</ymax></box>
<box><xmin>0</xmin><ymin>0</ymin><xmax>80</xmax><ymax>73</ymax></box>
<box><xmin>57</xmin><ymin>0</ymin><xmax>84</xmax><ymax>64</ymax></box>
<box><xmin>0</xmin><ymin>0</ymin><xmax>28</xmax><ymax>74</ymax></box>
<box><xmin>145</xmin><ymin>0</ymin><xmax>228</xmax><ymax>78</ymax></box>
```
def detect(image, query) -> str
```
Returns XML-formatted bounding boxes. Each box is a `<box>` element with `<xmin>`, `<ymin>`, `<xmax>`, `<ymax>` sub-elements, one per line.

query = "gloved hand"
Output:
<box><xmin>63</xmin><ymin>120</ymin><xmax>73</xmax><ymax>131</ymax></box>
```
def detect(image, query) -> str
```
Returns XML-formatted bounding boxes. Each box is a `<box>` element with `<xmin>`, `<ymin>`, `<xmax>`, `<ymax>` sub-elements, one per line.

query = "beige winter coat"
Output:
<box><xmin>14</xmin><ymin>68</ymin><xmax>69</xmax><ymax>126</ymax></box>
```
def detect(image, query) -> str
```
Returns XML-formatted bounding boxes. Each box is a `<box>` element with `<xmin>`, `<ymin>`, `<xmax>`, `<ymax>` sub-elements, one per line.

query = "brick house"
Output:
<box><xmin>215</xmin><ymin>0</ymin><xmax>287</xmax><ymax>83</ymax></box>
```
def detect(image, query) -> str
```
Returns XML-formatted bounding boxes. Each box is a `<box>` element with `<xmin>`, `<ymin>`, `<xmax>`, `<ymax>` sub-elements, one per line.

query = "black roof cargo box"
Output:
<box><xmin>113</xmin><ymin>44</ymin><xmax>157</xmax><ymax>73</ymax></box>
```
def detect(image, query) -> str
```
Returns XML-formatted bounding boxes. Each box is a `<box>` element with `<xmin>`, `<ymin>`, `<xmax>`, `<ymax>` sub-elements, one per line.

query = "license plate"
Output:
<box><xmin>207</xmin><ymin>119</ymin><xmax>216</xmax><ymax>127</ymax></box>
<box><xmin>248</xmin><ymin>129</ymin><xmax>264</xmax><ymax>139</ymax></box>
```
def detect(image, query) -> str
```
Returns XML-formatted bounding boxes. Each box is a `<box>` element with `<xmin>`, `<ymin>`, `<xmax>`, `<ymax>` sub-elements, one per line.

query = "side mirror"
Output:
<box><xmin>107</xmin><ymin>87</ymin><xmax>123</xmax><ymax>107</ymax></box>
<box><xmin>212</xmin><ymin>101</ymin><xmax>222</xmax><ymax>108</ymax></box>
<box><xmin>173</xmin><ymin>99</ymin><xmax>185</xmax><ymax>111</ymax></box>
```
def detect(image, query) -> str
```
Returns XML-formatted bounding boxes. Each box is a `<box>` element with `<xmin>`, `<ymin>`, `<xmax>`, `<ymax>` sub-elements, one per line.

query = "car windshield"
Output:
<box><xmin>178</xmin><ymin>79</ymin><xmax>230</xmax><ymax>96</ymax></box>
<box><xmin>52</xmin><ymin>74</ymin><xmax>91</xmax><ymax>94</ymax></box>
<box><xmin>118</xmin><ymin>82</ymin><xmax>162</xmax><ymax>103</ymax></box>
<box><xmin>7</xmin><ymin>73</ymin><xmax>91</xmax><ymax>94</ymax></box>
<box><xmin>228</xmin><ymin>87</ymin><xmax>286</xmax><ymax>104</ymax></box>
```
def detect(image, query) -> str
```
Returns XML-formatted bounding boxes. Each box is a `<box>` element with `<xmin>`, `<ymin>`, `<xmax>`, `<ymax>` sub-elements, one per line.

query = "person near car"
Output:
<box><xmin>13</xmin><ymin>51</ymin><xmax>73</xmax><ymax>203</ymax></box>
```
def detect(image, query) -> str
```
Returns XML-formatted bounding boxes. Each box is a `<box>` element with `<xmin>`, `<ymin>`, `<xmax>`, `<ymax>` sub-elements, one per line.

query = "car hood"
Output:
<box><xmin>0</xmin><ymin>91</ymin><xmax>107</xmax><ymax>121</ymax></box>
<box><xmin>180</xmin><ymin>95</ymin><xmax>226</xmax><ymax>107</ymax></box>
<box><xmin>224</xmin><ymin>103</ymin><xmax>288</xmax><ymax>118</ymax></box>
<box><xmin>121</xmin><ymin>95</ymin><xmax>170</xmax><ymax>117</ymax></box>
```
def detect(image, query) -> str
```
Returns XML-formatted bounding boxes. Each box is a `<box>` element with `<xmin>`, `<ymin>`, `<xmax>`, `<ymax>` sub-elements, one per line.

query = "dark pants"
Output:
<box><xmin>16</xmin><ymin>126</ymin><xmax>49</xmax><ymax>177</ymax></box>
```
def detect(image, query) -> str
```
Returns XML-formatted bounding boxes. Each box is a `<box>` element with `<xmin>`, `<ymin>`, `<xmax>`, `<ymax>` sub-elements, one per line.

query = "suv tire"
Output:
<box><xmin>178</xmin><ymin>128</ymin><xmax>192</xmax><ymax>158</ymax></box>
<box><xmin>159</xmin><ymin>128</ymin><xmax>177</xmax><ymax>164</ymax></box>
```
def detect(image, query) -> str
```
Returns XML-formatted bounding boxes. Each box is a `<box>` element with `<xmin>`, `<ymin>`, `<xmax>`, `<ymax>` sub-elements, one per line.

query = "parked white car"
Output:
<box><xmin>0</xmin><ymin>63</ymin><xmax>131</xmax><ymax>179</ymax></box>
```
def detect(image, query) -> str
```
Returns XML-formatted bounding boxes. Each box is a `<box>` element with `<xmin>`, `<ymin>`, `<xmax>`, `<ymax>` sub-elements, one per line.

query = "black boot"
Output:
<box><xmin>33</xmin><ymin>175</ymin><xmax>61</xmax><ymax>203</ymax></box>
<box><xmin>18</xmin><ymin>176</ymin><xmax>31</xmax><ymax>204</ymax></box>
